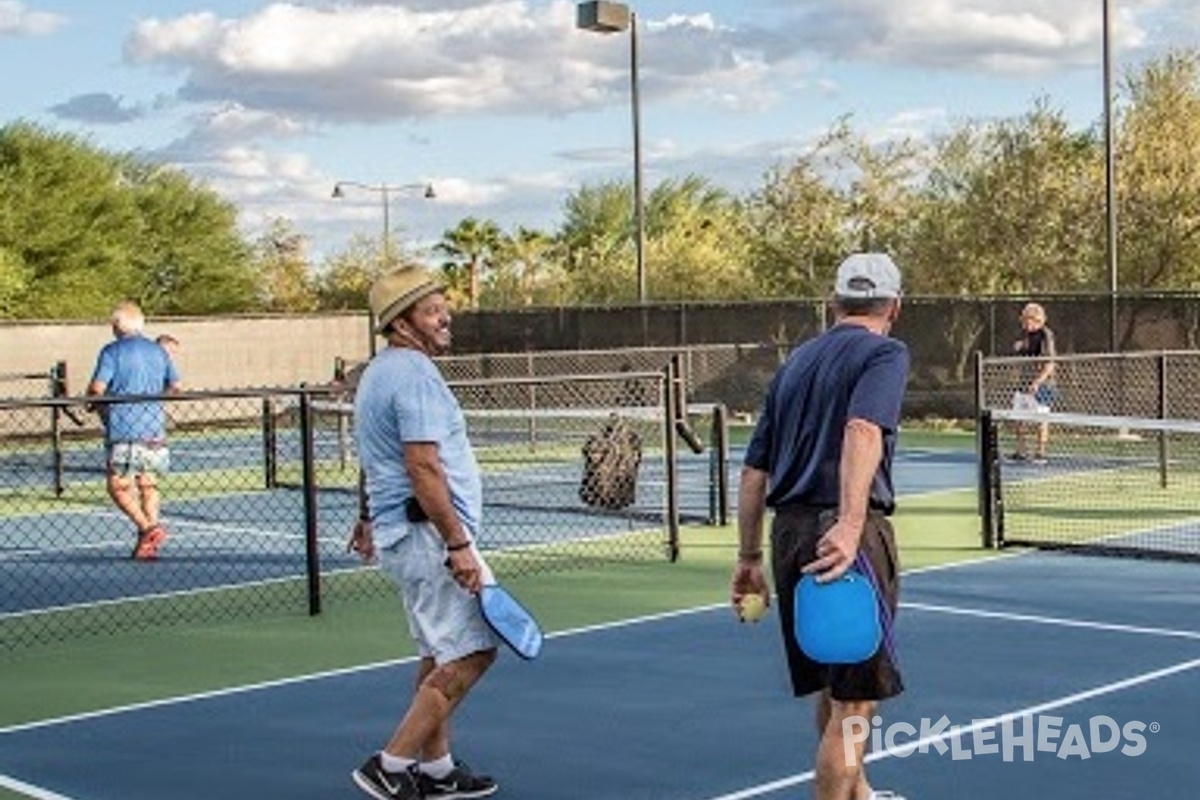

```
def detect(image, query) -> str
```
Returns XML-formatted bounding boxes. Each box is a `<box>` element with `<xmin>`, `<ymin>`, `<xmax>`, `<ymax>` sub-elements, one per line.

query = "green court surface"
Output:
<box><xmin>0</xmin><ymin>489</ymin><xmax>985</xmax><ymax>727</ymax></box>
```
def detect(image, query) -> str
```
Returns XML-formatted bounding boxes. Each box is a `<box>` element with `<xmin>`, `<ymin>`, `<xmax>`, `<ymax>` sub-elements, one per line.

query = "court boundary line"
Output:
<box><xmin>0</xmin><ymin>773</ymin><xmax>73</xmax><ymax>800</ymax></box>
<box><xmin>903</xmin><ymin>601</ymin><xmax>1200</xmax><ymax>641</ymax></box>
<box><xmin>0</xmin><ymin>554</ymin><xmax>1016</xmax><ymax>736</ymax></box>
<box><xmin>696</xmin><ymin>655</ymin><xmax>1200</xmax><ymax>800</ymax></box>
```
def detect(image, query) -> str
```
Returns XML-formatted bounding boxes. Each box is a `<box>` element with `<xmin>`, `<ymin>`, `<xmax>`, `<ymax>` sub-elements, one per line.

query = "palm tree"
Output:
<box><xmin>435</xmin><ymin>217</ymin><xmax>502</xmax><ymax>310</ymax></box>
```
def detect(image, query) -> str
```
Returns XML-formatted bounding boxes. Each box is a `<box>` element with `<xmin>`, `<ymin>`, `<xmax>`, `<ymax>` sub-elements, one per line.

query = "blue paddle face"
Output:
<box><xmin>794</xmin><ymin>571</ymin><xmax>882</xmax><ymax>664</ymax></box>
<box><xmin>479</xmin><ymin>584</ymin><xmax>543</xmax><ymax>660</ymax></box>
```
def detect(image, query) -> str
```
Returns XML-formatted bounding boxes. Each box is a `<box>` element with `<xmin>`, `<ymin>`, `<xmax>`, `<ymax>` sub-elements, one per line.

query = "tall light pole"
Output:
<box><xmin>331</xmin><ymin>180</ymin><xmax>436</xmax><ymax>269</ymax></box>
<box><xmin>1102</xmin><ymin>0</ymin><xmax>1119</xmax><ymax>351</ymax></box>
<box><xmin>577</xmin><ymin>0</ymin><xmax>647</xmax><ymax>304</ymax></box>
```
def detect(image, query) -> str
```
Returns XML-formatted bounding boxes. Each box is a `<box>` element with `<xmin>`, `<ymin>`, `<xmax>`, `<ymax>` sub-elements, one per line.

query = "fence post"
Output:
<box><xmin>299</xmin><ymin>391</ymin><xmax>322</xmax><ymax>615</ymax></box>
<box><xmin>663</xmin><ymin>363</ymin><xmax>680</xmax><ymax>562</ymax></box>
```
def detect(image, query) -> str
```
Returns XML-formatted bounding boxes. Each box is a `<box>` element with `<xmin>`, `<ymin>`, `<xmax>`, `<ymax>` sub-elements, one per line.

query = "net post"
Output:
<box><xmin>298</xmin><ymin>391</ymin><xmax>322</xmax><ymax>615</ymax></box>
<box><xmin>973</xmin><ymin>349</ymin><xmax>985</xmax><ymax>516</ymax></box>
<box><xmin>662</xmin><ymin>364</ymin><xmax>680</xmax><ymax>561</ymax></box>
<box><xmin>710</xmin><ymin>403</ymin><xmax>730</xmax><ymax>526</ymax></box>
<box><xmin>1158</xmin><ymin>351</ymin><xmax>1168</xmax><ymax>489</ymax></box>
<box><xmin>979</xmin><ymin>408</ymin><xmax>1000</xmax><ymax>548</ymax></box>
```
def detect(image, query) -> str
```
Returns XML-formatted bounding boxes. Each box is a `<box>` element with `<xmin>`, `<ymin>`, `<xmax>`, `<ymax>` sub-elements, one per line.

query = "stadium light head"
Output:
<box><xmin>577</xmin><ymin>0</ymin><xmax>630</xmax><ymax>33</ymax></box>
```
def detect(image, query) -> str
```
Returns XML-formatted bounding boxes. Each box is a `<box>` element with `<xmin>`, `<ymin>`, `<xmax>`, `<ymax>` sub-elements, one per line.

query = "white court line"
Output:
<box><xmin>0</xmin><ymin>773</ymin><xmax>74</xmax><ymax>800</ymax></box>
<box><xmin>696</xmin><ymin>656</ymin><xmax>1200</xmax><ymax>800</ymax></box>
<box><xmin>0</xmin><ymin>553</ymin><xmax>1174</xmax><ymax>735</ymax></box>
<box><xmin>902</xmin><ymin>601</ymin><xmax>1200</xmax><ymax>642</ymax></box>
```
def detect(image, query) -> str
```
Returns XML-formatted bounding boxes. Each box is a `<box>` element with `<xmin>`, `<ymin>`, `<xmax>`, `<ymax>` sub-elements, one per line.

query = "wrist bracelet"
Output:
<box><xmin>446</xmin><ymin>540</ymin><xmax>471</xmax><ymax>552</ymax></box>
<box><xmin>738</xmin><ymin>549</ymin><xmax>764</xmax><ymax>562</ymax></box>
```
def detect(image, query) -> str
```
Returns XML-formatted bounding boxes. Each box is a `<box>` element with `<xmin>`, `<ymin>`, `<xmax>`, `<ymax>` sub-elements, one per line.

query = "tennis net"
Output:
<box><xmin>980</xmin><ymin>408</ymin><xmax>1200</xmax><ymax>560</ymax></box>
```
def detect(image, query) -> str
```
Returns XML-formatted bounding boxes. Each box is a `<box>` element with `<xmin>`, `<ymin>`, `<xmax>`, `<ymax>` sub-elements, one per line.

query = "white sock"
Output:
<box><xmin>379</xmin><ymin>751</ymin><xmax>417</xmax><ymax>773</ymax></box>
<box><xmin>420</xmin><ymin>753</ymin><xmax>455</xmax><ymax>779</ymax></box>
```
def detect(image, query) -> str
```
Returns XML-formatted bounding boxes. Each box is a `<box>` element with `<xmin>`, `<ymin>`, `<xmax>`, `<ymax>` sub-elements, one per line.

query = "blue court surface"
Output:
<box><xmin>2</xmin><ymin>551</ymin><xmax>1198</xmax><ymax>800</ymax></box>
<box><xmin>0</xmin><ymin>445</ymin><xmax>972</xmax><ymax>615</ymax></box>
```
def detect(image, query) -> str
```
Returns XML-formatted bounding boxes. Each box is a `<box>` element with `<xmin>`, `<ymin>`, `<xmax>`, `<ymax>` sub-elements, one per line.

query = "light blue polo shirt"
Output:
<box><xmin>90</xmin><ymin>334</ymin><xmax>179</xmax><ymax>444</ymax></box>
<box><xmin>353</xmin><ymin>347</ymin><xmax>483</xmax><ymax>545</ymax></box>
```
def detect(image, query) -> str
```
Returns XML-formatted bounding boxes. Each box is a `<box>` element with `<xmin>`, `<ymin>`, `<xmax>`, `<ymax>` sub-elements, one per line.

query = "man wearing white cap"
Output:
<box><xmin>347</xmin><ymin>266</ymin><xmax>500</xmax><ymax>800</ymax></box>
<box><xmin>731</xmin><ymin>253</ymin><xmax>910</xmax><ymax>800</ymax></box>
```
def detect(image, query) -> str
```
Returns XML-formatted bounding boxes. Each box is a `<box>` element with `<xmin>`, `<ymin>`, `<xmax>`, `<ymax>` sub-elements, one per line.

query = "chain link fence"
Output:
<box><xmin>1</xmin><ymin>367</ymin><xmax>726</xmax><ymax>649</ymax></box>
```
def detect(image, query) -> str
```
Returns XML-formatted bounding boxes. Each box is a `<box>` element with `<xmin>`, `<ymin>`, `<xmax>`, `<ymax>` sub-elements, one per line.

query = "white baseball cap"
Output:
<box><xmin>834</xmin><ymin>253</ymin><xmax>902</xmax><ymax>299</ymax></box>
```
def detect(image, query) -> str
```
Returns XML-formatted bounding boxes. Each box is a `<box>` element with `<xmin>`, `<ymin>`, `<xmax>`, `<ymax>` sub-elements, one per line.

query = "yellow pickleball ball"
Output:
<box><xmin>739</xmin><ymin>593</ymin><xmax>768</xmax><ymax>623</ymax></box>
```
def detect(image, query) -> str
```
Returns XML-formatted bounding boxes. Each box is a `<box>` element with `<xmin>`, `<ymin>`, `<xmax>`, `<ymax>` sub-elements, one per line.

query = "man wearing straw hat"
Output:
<box><xmin>347</xmin><ymin>266</ymin><xmax>500</xmax><ymax>800</ymax></box>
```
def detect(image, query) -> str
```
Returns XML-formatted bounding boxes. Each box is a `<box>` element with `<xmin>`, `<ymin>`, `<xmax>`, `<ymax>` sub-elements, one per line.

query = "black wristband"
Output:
<box><xmin>446</xmin><ymin>540</ymin><xmax>471</xmax><ymax>552</ymax></box>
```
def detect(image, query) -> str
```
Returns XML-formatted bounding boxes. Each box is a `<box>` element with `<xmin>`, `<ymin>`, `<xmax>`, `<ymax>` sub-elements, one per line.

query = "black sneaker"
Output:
<box><xmin>352</xmin><ymin>754</ymin><xmax>423</xmax><ymax>800</ymax></box>
<box><xmin>417</xmin><ymin>760</ymin><xmax>498</xmax><ymax>799</ymax></box>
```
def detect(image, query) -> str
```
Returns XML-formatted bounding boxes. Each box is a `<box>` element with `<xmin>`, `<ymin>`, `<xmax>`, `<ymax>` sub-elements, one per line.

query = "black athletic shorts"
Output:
<box><xmin>770</xmin><ymin>505</ymin><xmax>903</xmax><ymax>702</ymax></box>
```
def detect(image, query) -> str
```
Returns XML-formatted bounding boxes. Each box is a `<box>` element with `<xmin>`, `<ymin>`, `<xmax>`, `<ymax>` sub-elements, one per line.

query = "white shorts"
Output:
<box><xmin>376</xmin><ymin>522</ymin><xmax>500</xmax><ymax>664</ymax></box>
<box><xmin>107</xmin><ymin>441</ymin><xmax>170</xmax><ymax>478</ymax></box>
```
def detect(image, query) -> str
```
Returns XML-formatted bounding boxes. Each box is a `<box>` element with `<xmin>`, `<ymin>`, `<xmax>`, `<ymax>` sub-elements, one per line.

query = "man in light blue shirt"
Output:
<box><xmin>87</xmin><ymin>301</ymin><xmax>180</xmax><ymax>561</ymax></box>
<box><xmin>348</xmin><ymin>266</ymin><xmax>500</xmax><ymax>800</ymax></box>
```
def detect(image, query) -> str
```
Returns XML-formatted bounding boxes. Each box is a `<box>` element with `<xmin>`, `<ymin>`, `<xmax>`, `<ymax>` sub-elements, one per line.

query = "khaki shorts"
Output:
<box><xmin>376</xmin><ymin>522</ymin><xmax>500</xmax><ymax>665</ymax></box>
<box><xmin>770</xmin><ymin>506</ymin><xmax>903</xmax><ymax>702</ymax></box>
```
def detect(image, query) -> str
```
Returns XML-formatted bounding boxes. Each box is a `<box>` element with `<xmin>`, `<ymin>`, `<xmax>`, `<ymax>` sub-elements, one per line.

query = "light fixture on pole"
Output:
<box><xmin>331</xmin><ymin>181</ymin><xmax>436</xmax><ymax>269</ymax></box>
<box><xmin>577</xmin><ymin>0</ymin><xmax>646</xmax><ymax>304</ymax></box>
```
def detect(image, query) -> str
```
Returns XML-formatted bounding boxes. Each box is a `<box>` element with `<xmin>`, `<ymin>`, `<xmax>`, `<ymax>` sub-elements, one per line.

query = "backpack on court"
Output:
<box><xmin>580</xmin><ymin>415</ymin><xmax>643</xmax><ymax>510</ymax></box>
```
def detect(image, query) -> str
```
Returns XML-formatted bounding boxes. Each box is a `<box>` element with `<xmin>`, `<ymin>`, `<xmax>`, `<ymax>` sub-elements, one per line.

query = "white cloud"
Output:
<box><xmin>0</xmin><ymin>0</ymin><xmax>65</xmax><ymax>36</ymax></box>
<box><xmin>787</xmin><ymin>0</ymin><xmax>1151</xmax><ymax>72</ymax></box>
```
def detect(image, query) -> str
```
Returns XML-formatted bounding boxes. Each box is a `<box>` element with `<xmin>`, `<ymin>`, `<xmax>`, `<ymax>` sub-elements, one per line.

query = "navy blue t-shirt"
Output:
<box><xmin>743</xmin><ymin>323</ymin><xmax>910</xmax><ymax>513</ymax></box>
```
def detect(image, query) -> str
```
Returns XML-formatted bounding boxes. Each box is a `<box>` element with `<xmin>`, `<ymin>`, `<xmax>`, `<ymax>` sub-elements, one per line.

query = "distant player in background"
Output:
<box><xmin>155</xmin><ymin>333</ymin><xmax>180</xmax><ymax>362</ymax></box>
<box><xmin>1011</xmin><ymin>302</ymin><xmax>1058</xmax><ymax>464</ymax></box>
<box><xmin>87</xmin><ymin>301</ymin><xmax>180</xmax><ymax>560</ymax></box>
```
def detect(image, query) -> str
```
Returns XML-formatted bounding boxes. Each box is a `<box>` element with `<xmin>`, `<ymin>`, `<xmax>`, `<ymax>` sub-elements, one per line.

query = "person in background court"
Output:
<box><xmin>1011</xmin><ymin>302</ymin><xmax>1057</xmax><ymax>465</ymax></box>
<box><xmin>156</xmin><ymin>333</ymin><xmax>180</xmax><ymax>362</ymax></box>
<box><xmin>87</xmin><ymin>302</ymin><xmax>180</xmax><ymax>560</ymax></box>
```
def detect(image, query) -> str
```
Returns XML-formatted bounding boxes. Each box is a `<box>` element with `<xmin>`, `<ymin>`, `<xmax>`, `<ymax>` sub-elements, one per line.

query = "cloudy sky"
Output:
<box><xmin>2</xmin><ymin>0</ymin><xmax>1196</xmax><ymax>261</ymax></box>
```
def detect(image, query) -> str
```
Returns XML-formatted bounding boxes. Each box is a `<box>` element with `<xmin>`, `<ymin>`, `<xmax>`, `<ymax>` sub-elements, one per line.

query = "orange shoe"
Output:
<box><xmin>132</xmin><ymin>525</ymin><xmax>167</xmax><ymax>561</ymax></box>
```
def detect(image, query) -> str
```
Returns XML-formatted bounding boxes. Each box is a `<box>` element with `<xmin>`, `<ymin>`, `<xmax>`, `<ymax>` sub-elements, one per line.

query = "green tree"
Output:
<box><xmin>124</xmin><ymin>162</ymin><xmax>259</xmax><ymax>314</ymax></box>
<box><xmin>252</xmin><ymin>218</ymin><xmax>317</xmax><ymax>312</ymax></box>
<box><xmin>1117</xmin><ymin>50</ymin><xmax>1200</xmax><ymax>291</ymax></box>
<box><xmin>643</xmin><ymin>176</ymin><xmax>753</xmax><ymax>300</ymax></box>
<box><xmin>741</xmin><ymin>123</ymin><xmax>856</xmax><ymax>299</ymax></box>
<box><xmin>0</xmin><ymin>122</ymin><xmax>261</xmax><ymax>318</ymax></box>
<box><xmin>487</xmin><ymin>226</ymin><xmax>563</xmax><ymax>307</ymax></box>
<box><xmin>0</xmin><ymin>123</ymin><xmax>140</xmax><ymax>317</ymax></box>
<box><xmin>435</xmin><ymin>217</ymin><xmax>502</xmax><ymax>310</ymax></box>
<box><xmin>558</xmin><ymin>181</ymin><xmax>642</xmax><ymax>304</ymax></box>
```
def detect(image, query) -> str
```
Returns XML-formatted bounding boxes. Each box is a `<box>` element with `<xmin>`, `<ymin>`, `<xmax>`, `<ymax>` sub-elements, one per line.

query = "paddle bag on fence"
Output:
<box><xmin>580</xmin><ymin>415</ymin><xmax>643</xmax><ymax>510</ymax></box>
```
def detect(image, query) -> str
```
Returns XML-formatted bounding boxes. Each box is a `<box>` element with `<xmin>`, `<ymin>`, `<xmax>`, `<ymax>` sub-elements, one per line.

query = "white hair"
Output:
<box><xmin>111</xmin><ymin>301</ymin><xmax>145</xmax><ymax>335</ymax></box>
